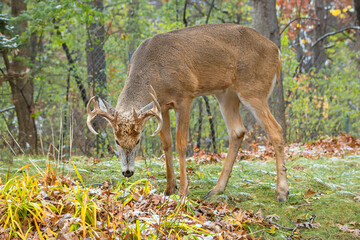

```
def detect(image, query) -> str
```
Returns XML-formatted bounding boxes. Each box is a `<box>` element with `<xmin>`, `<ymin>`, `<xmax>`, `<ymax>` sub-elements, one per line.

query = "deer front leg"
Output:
<box><xmin>159</xmin><ymin>110</ymin><xmax>177</xmax><ymax>195</ymax></box>
<box><xmin>175</xmin><ymin>101</ymin><xmax>192</xmax><ymax>196</ymax></box>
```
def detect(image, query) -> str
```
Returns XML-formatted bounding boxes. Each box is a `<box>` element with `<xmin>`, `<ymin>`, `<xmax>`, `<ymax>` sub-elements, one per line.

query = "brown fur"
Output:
<box><xmin>88</xmin><ymin>23</ymin><xmax>289</xmax><ymax>201</ymax></box>
<box><xmin>114</xmin><ymin>120</ymin><xmax>139</xmax><ymax>151</ymax></box>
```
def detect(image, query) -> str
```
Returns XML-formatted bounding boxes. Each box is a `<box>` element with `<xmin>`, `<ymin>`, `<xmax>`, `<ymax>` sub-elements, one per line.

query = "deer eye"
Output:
<box><xmin>116</xmin><ymin>140</ymin><xmax>120</xmax><ymax>145</ymax></box>
<box><xmin>136</xmin><ymin>139</ymin><xmax>140</xmax><ymax>145</ymax></box>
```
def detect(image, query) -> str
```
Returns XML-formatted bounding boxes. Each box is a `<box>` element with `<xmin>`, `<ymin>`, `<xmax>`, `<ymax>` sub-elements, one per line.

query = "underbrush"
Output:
<box><xmin>0</xmin><ymin>153</ymin><xmax>359</xmax><ymax>239</ymax></box>
<box><xmin>0</xmin><ymin>161</ymin><xmax>272</xmax><ymax>239</ymax></box>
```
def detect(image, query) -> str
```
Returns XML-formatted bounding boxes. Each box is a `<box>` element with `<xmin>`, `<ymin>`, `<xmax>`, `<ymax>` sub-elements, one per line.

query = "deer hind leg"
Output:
<box><xmin>239</xmin><ymin>95</ymin><xmax>289</xmax><ymax>201</ymax></box>
<box><xmin>175</xmin><ymin>100</ymin><xmax>192</xmax><ymax>196</ymax></box>
<box><xmin>160</xmin><ymin>110</ymin><xmax>177</xmax><ymax>195</ymax></box>
<box><xmin>204</xmin><ymin>89</ymin><xmax>246</xmax><ymax>199</ymax></box>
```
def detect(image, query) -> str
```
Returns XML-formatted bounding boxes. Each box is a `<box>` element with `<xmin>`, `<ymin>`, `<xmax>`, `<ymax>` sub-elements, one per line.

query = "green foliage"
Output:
<box><xmin>282</xmin><ymin>33</ymin><xmax>360</xmax><ymax>141</ymax></box>
<box><xmin>0</xmin><ymin>161</ymin><xmax>215</xmax><ymax>239</ymax></box>
<box><xmin>211</xmin><ymin>0</ymin><xmax>252</xmax><ymax>24</ymax></box>
<box><xmin>1</xmin><ymin>0</ymin><xmax>359</xmax><ymax>157</ymax></box>
<box><xmin>0</xmin><ymin>14</ymin><xmax>19</xmax><ymax>50</ymax></box>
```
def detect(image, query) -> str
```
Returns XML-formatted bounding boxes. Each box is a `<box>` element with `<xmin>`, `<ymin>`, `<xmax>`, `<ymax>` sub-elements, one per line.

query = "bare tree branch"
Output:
<box><xmin>280</xmin><ymin>17</ymin><xmax>320</xmax><ymax>36</ymax></box>
<box><xmin>1</xmin><ymin>50</ymin><xmax>11</xmax><ymax>72</ymax></box>
<box><xmin>183</xmin><ymin>0</ymin><xmax>188</xmax><ymax>27</ymax></box>
<box><xmin>294</xmin><ymin>26</ymin><xmax>360</xmax><ymax>76</ymax></box>
<box><xmin>205</xmin><ymin>0</ymin><xmax>216</xmax><ymax>24</ymax></box>
<box><xmin>54</xmin><ymin>21</ymin><xmax>89</xmax><ymax>106</ymax></box>
<box><xmin>1</xmin><ymin>134</ymin><xmax>16</xmax><ymax>155</ymax></box>
<box><xmin>0</xmin><ymin>106</ymin><xmax>15</xmax><ymax>113</ymax></box>
<box><xmin>104</xmin><ymin>1</ymin><xmax>126</xmax><ymax>9</ymax></box>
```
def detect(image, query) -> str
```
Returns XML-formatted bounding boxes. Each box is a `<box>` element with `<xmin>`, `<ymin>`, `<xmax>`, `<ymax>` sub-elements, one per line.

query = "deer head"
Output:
<box><xmin>86</xmin><ymin>86</ymin><xmax>162</xmax><ymax>177</ymax></box>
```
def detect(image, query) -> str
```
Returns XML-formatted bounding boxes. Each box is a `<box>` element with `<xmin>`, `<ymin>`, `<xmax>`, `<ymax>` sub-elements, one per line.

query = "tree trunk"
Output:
<box><xmin>86</xmin><ymin>0</ymin><xmax>108</xmax><ymax>154</ymax></box>
<box><xmin>355</xmin><ymin>0</ymin><xmax>360</xmax><ymax>24</ymax></box>
<box><xmin>251</xmin><ymin>0</ymin><xmax>286</xmax><ymax>140</ymax></box>
<box><xmin>8</xmin><ymin>0</ymin><xmax>37</xmax><ymax>153</ymax></box>
<box><xmin>86</xmin><ymin>0</ymin><xmax>106</xmax><ymax>97</ymax></box>
<box><xmin>354</xmin><ymin>0</ymin><xmax>360</xmax><ymax>51</ymax></box>
<box><xmin>310</xmin><ymin>0</ymin><xmax>328</xmax><ymax>71</ymax></box>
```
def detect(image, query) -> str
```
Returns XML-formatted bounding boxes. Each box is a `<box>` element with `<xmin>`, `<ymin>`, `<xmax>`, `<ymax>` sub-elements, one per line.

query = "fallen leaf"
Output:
<box><xmin>256</xmin><ymin>209</ymin><xmax>264</xmax><ymax>221</ymax></box>
<box><xmin>304</xmin><ymin>189</ymin><xmax>316</xmax><ymax>197</ymax></box>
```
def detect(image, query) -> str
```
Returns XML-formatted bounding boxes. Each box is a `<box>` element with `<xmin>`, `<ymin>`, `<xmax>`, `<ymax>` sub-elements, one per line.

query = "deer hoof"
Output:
<box><xmin>203</xmin><ymin>189</ymin><xmax>219</xmax><ymax>200</ymax></box>
<box><xmin>165</xmin><ymin>184</ymin><xmax>177</xmax><ymax>196</ymax></box>
<box><xmin>276</xmin><ymin>179</ymin><xmax>289</xmax><ymax>202</ymax></box>
<box><xmin>202</xmin><ymin>192</ymin><xmax>212</xmax><ymax>200</ymax></box>
<box><xmin>276</xmin><ymin>189</ymin><xmax>289</xmax><ymax>202</ymax></box>
<box><xmin>179</xmin><ymin>185</ymin><xmax>189</xmax><ymax>197</ymax></box>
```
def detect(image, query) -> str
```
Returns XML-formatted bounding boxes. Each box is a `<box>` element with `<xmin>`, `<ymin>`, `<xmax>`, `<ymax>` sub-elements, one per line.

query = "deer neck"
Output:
<box><xmin>115</xmin><ymin>80</ymin><xmax>153</xmax><ymax>114</ymax></box>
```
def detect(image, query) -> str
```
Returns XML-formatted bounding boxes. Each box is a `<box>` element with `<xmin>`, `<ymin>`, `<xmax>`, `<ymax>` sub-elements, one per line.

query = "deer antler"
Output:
<box><xmin>133</xmin><ymin>85</ymin><xmax>163</xmax><ymax>136</ymax></box>
<box><xmin>86</xmin><ymin>88</ymin><xmax>118</xmax><ymax>135</ymax></box>
<box><xmin>149</xmin><ymin>85</ymin><xmax>163</xmax><ymax>136</ymax></box>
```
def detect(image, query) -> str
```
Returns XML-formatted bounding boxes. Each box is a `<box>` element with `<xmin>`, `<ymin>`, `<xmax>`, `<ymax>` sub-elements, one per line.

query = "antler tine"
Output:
<box><xmin>149</xmin><ymin>85</ymin><xmax>156</xmax><ymax>96</ymax></box>
<box><xmin>86</xmin><ymin>94</ymin><xmax>118</xmax><ymax>135</ymax></box>
<box><xmin>90</xmin><ymin>86</ymin><xmax>94</xmax><ymax>98</ymax></box>
<box><xmin>132</xmin><ymin>85</ymin><xmax>163</xmax><ymax>136</ymax></box>
<box><xmin>149</xmin><ymin>85</ymin><xmax>161</xmax><ymax>110</ymax></box>
<box><xmin>149</xmin><ymin>85</ymin><xmax>163</xmax><ymax>136</ymax></box>
<box><xmin>133</xmin><ymin>108</ymin><xmax>140</xmax><ymax>124</ymax></box>
<box><xmin>150</xmin><ymin>110</ymin><xmax>163</xmax><ymax>136</ymax></box>
<box><xmin>114</xmin><ymin>111</ymin><xmax>118</xmax><ymax>124</ymax></box>
<box><xmin>148</xmin><ymin>85</ymin><xmax>160</xmax><ymax>112</ymax></box>
<box><xmin>86</xmin><ymin>96</ymin><xmax>99</xmax><ymax>135</ymax></box>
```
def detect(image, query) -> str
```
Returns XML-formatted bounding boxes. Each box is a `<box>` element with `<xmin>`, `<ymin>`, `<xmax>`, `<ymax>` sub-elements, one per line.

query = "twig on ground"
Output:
<box><xmin>268</xmin><ymin>219</ymin><xmax>294</xmax><ymax>231</ymax></box>
<box><xmin>266</xmin><ymin>214</ymin><xmax>319</xmax><ymax>239</ymax></box>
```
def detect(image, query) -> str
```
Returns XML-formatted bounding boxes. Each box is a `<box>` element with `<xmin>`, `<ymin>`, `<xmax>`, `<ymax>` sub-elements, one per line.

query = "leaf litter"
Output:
<box><xmin>0</xmin><ymin>164</ymin><xmax>327</xmax><ymax>239</ymax></box>
<box><xmin>190</xmin><ymin>134</ymin><xmax>360</xmax><ymax>164</ymax></box>
<box><xmin>1</xmin><ymin>134</ymin><xmax>359</xmax><ymax>239</ymax></box>
<box><xmin>0</xmin><ymin>165</ymin><xmax>306</xmax><ymax>239</ymax></box>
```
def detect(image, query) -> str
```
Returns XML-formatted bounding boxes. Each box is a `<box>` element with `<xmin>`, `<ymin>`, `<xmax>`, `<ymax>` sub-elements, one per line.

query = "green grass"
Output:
<box><xmin>0</xmin><ymin>154</ymin><xmax>359</xmax><ymax>239</ymax></box>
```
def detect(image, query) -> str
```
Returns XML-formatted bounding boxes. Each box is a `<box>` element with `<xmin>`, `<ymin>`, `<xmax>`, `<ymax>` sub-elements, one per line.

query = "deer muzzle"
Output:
<box><xmin>122</xmin><ymin>170</ymin><xmax>134</xmax><ymax>177</ymax></box>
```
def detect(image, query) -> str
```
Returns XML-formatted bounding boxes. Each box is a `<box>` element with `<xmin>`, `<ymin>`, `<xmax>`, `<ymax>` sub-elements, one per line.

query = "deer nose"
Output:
<box><xmin>122</xmin><ymin>170</ymin><xmax>134</xmax><ymax>177</ymax></box>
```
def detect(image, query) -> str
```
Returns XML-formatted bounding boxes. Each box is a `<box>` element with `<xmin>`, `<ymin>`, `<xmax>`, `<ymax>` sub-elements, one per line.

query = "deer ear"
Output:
<box><xmin>98</xmin><ymin>97</ymin><xmax>116</xmax><ymax>116</ymax></box>
<box><xmin>97</xmin><ymin>97</ymin><xmax>117</xmax><ymax>124</ymax></box>
<box><xmin>138</xmin><ymin>102</ymin><xmax>154</xmax><ymax>116</ymax></box>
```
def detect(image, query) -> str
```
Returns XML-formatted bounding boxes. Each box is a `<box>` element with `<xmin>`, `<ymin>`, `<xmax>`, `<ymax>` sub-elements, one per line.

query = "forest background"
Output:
<box><xmin>1</xmin><ymin>0</ymin><xmax>360</xmax><ymax>159</ymax></box>
<box><xmin>1</xmin><ymin>0</ymin><xmax>360</xmax><ymax>239</ymax></box>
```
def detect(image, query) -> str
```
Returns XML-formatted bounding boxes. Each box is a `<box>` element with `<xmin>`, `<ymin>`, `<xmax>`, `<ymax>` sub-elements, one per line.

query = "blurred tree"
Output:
<box><xmin>1</xmin><ymin>0</ymin><xmax>358</xmax><ymax>157</ymax></box>
<box><xmin>355</xmin><ymin>0</ymin><xmax>360</xmax><ymax>24</ymax></box>
<box><xmin>354</xmin><ymin>0</ymin><xmax>360</xmax><ymax>50</ymax></box>
<box><xmin>251</xmin><ymin>0</ymin><xmax>286</xmax><ymax>140</ymax></box>
<box><xmin>2</xmin><ymin>0</ymin><xmax>38</xmax><ymax>153</ymax></box>
<box><xmin>85</xmin><ymin>0</ymin><xmax>109</xmax><ymax>154</ymax></box>
<box><xmin>86</xmin><ymin>0</ymin><xmax>106</xmax><ymax>97</ymax></box>
<box><xmin>310</xmin><ymin>0</ymin><xmax>328</xmax><ymax>72</ymax></box>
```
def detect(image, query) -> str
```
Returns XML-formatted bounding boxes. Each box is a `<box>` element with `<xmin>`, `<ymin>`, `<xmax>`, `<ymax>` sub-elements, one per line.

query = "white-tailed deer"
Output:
<box><xmin>87</xmin><ymin>23</ymin><xmax>289</xmax><ymax>201</ymax></box>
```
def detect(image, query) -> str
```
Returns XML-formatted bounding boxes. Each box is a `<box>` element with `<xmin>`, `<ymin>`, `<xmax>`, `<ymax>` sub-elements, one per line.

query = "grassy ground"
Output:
<box><xmin>0</xmin><ymin>154</ymin><xmax>359</xmax><ymax>239</ymax></box>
